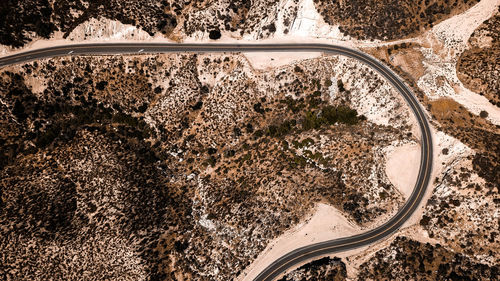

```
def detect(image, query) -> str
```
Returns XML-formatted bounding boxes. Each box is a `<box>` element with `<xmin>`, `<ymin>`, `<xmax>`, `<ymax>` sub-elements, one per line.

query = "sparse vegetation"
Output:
<box><xmin>278</xmin><ymin>257</ymin><xmax>347</xmax><ymax>281</ymax></box>
<box><xmin>0</xmin><ymin>53</ymin><xmax>412</xmax><ymax>280</ymax></box>
<box><xmin>313</xmin><ymin>0</ymin><xmax>480</xmax><ymax>41</ymax></box>
<box><xmin>0</xmin><ymin>0</ymin><xmax>281</xmax><ymax>48</ymax></box>
<box><xmin>457</xmin><ymin>8</ymin><xmax>500</xmax><ymax>107</ymax></box>
<box><xmin>358</xmin><ymin>237</ymin><xmax>499</xmax><ymax>280</ymax></box>
<box><xmin>428</xmin><ymin>98</ymin><xmax>499</xmax><ymax>191</ymax></box>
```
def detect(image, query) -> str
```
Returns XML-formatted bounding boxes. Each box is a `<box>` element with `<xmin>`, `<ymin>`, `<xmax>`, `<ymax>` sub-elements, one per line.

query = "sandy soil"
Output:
<box><xmin>416</xmin><ymin>0</ymin><xmax>500</xmax><ymax>125</ymax></box>
<box><xmin>287</xmin><ymin>0</ymin><xmax>343</xmax><ymax>39</ymax></box>
<box><xmin>24</xmin><ymin>75</ymin><xmax>48</xmax><ymax>96</ymax></box>
<box><xmin>342</xmin><ymin>125</ymin><xmax>472</xmax><ymax>278</ymax></box>
<box><xmin>0</xmin><ymin>18</ymin><xmax>174</xmax><ymax>57</ymax></box>
<box><xmin>243</xmin><ymin>52</ymin><xmax>321</xmax><ymax>70</ymax></box>
<box><xmin>67</xmin><ymin>17</ymin><xmax>154</xmax><ymax>41</ymax></box>
<box><xmin>238</xmin><ymin>203</ymin><xmax>360</xmax><ymax>281</ymax></box>
<box><xmin>385</xmin><ymin>143</ymin><xmax>421</xmax><ymax>199</ymax></box>
<box><xmin>430</xmin><ymin>0</ymin><xmax>499</xmax><ymax>56</ymax></box>
<box><xmin>401</xmin><ymin>127</ymin><xmax>471</xmax><ymax>229</ymax></box>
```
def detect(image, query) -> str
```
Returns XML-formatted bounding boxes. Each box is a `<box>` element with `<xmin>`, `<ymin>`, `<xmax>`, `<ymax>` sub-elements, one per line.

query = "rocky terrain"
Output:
<box><xmin>458</xmin><ymin>6</ymin><xmax>500</xmax><ymax>107</ymax></box>
<box><xmin>282</xmin><ymin>1</ymin><xmax>499</xmax><ymax>279</ymax></box>
<box><xmin>357</xmin><ymin>237</ymin><xmax>499</xmax><ymax>280</ymax></box>
<box><xmin>0</xmin><ymin>0</ymin><xmax>284</xmax><ymax>48</ymax></box>
<box><xmin>1</xmin><ymin>0</ymin><xmax>499</xmax><ymax>280</ymax></box>
<box><xmin>278</xmin><ymin>257</ymin><xmax>347</xmax><ymax>281</ymax></box>
<box><xmin>313</xmin><ymin>0</ymin><xmax>480</xmax><ymax>41</ymax></box>
<box><xmin>0</xmin><ymin>52</ymin><xmax>414</xmax><ymax>280</ymax></box>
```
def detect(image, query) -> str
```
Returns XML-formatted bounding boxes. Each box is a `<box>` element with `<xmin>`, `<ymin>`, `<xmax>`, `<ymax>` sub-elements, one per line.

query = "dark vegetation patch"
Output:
<box><xmin>457</xmin><ymin>7</ymin><xmax>500</xmax><ymax>107</ymax></box>
<box><xmin>1</xmin><ymin>162</ymin><xmax>77</xmax><ymax>240</ymax></box>
<box><xmin>358</xmin><ymin>236</ymin><xmax>499</xmax><ymax>280</ymax></box>
<box><xmin>313</xmin><ymin>0</ymin><xmax>480</xmax><ymax>41</ymax></box>
<box><xmin>0</xmin><ymin>0</ymin><xmax>56</xmax><ymax>47</ymax></box>
<box><xmin>261</xmin><ymin>104</ymin><xmax>361</xmax><ymax>137</ymax></box>
<box><xmin>0</xmin><ymin>0</ymin><xmax>280</xmax><ymax>48</ymax></box>
<box><xmin>0</xmin><ymin>71</ymin><xmax>154</xmax><ymax>170</ymax></box>
<box><xmin>278</xmin><ymin>257</ymin><xmax>347</xmax><ymax>281</ymax></box>
<box><xmin>209</xmin><ymin>29</ymin><xmax>222</xmax><ymax>40</ymax></box>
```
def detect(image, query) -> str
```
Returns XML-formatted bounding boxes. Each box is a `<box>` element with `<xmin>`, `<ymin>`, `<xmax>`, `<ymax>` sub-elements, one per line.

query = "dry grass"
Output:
<box><xmin>429</xmin><ymin>97</ymin><xmax>494</xmax><ymax>135</ymax></box>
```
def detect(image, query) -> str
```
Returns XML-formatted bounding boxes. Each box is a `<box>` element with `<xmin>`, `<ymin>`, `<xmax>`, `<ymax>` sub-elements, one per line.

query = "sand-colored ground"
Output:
<box><xmin>342</xmin><ymin>126</ymin><xmax>472</xmax><ymax>277</ymax></box>
<box><xmin>286</xmin><ymin>0</ymin><xmax>343</xmax><ymax>39</ymax></box>
<box><xmin>401</xmin><ymin>127</ymin><xmax>471</xmax><ymax>229</ymax></box>
<box><xmin>243</xmin><ymin>52</ymin><xmax>321</xmax><ymax>70</ymax></box>
<box><xmin>1</xmin><ymin>2</ymin><xmax>496</xmax><ymax>279</ymax></box>
<box><xmin>237</xmin><ymin>125</ymin><xmax>472</xmax><ymax>279</ymax></box>
<box><xmin>238</xmin><ymin>203</ymin><xmax>360</xmax><ymax>281</ymax></box>
<box><xmin>67</xmin><ymin>17</ymin><xmax>154</xmax><ymax>41</ymax></box>
<box><xmin>385</xmin><ymin>143</ymin><xmax>421</xmax><ymax>199</ymax></box>
<box><xmin>416</xmin><ymin>0</ymin><xmax>500</xmax><ymax>125</ymax></box>
<box><xmin>430</xmin><ymin>0</ymin><xmax>499</xmax><ymax>55</ymax></box>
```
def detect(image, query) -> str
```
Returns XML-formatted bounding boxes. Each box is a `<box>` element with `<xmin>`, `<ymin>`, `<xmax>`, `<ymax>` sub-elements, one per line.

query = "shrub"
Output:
<box><xmin>209</xmin><ymin>30</ymin><xmax>221</xmax><ymax>40</ymax></box>
<box><xmin>324</xmin><ymin>79</ymin><xmax>333</xmax><ymax>87</ymax></box>
<box><xmin>337</xmin><ymin>79</ymin><xmax>345</xmax><ymax>92</ymax></box>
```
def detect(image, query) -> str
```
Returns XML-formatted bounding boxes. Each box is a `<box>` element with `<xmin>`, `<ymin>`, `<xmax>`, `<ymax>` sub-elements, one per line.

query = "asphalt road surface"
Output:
<box><xmin>0</xmin><ymin>43</ymin><xmax>433</xmax><ymax>281</ymax></box>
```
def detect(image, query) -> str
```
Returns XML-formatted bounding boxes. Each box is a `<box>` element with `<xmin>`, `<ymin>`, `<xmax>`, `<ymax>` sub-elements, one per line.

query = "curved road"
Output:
<box><xmin>0</xmin><ymin>43</ymin><xmax>432</xmax><ymax>281</ymax></box>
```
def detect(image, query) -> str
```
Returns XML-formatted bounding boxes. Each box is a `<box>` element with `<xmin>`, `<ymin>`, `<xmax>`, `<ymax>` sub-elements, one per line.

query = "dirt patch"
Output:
<box><xmin>429</xmin><ymin>97</ymin><xmax>496</xmax><ymax>139</ymax></box>
<box><xmin>243</xmin><ymin>52</ymin><xmax>322</xmax><ymax>70</ymax></box>
<box><xmin>391</xmin><ymin>48</ymin><xmax>426</xmax><ymax>81</ymax></box>
<box><xmin>385</xmin><ymin>143</ymin><xmax>420</xmax><ymax>199</ymax></box>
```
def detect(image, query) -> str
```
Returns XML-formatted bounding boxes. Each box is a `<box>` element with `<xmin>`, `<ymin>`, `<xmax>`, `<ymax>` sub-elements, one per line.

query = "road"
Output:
<box><xmin>0</xmin><ymin>43</ymin><xmax>433</xmax><ymax>281</ymax></box>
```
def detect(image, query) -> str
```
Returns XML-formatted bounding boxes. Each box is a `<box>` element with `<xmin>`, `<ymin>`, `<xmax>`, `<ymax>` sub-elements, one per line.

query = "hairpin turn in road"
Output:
<box><xmin>0</xmin><ymin>43</ymin><xmax>433</xmax><ymax>281</ymax></box>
